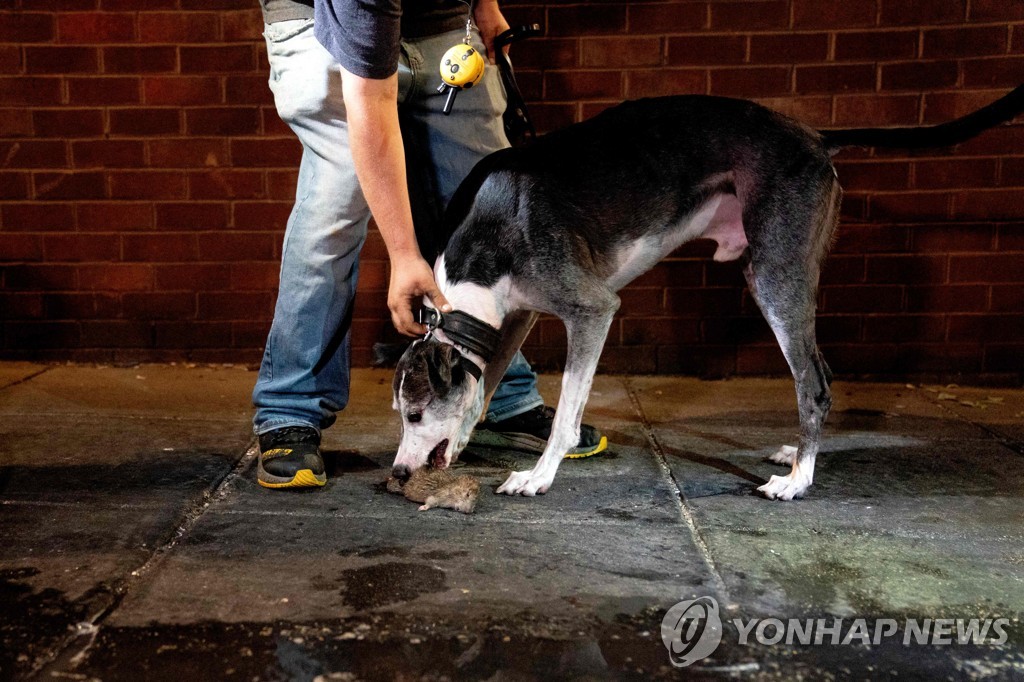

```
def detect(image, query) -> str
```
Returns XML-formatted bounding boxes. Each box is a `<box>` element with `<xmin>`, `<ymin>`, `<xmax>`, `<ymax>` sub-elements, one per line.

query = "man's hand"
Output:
<box><xmin>388</xmin><ymin>253</ymin><xmax>452</xmax><ymax>336</ymax></box>
<box><xmin>473</xmin><ymin>0</ymin><xmax>510</xmax><ymax>64</ymax></box>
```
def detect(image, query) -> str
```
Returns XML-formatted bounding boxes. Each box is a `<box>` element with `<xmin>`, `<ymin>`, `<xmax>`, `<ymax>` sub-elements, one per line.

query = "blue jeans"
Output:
<box><xmin>252</xmin><ymin>20</ymin><xmax>542</xmax><ymax>435</ymax></box>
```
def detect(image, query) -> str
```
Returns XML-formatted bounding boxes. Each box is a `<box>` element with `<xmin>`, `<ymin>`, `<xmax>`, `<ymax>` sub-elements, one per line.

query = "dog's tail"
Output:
<box><xmin>820</xmin><ymin>84</ymin><xmax>1024</xmax><ymax>152</ymax></box>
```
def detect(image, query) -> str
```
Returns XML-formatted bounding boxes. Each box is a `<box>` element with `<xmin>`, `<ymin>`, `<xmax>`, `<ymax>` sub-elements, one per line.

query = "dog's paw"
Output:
<box><xmin>496</xmin><ymin>469</ymin><xmax>552</xmax><ymax>496</ymax></box>
<box><xmin>758</xmin><ymin>473</ymin><xmax>810</xmax><ymax>501</ymax></box>
<box><xmin>767</xmin><ymin>445</ymin><xmax>798</xmax><ymax>466</ymax></box>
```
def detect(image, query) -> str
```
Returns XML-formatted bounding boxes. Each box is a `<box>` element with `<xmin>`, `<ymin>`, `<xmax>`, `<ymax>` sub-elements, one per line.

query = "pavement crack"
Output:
<box><xmin>0</xmin><ymin>366</ymin><xmax>52</xmax><ymax>392</ymax></box>
<box><xmin>622</xmin><ymin>378</ymin><xmax>732</xmax><ymax>606</ymax></box>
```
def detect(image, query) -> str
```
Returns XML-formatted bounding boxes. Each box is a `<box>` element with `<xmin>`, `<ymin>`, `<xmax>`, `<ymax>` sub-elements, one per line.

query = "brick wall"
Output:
<box><xmin>0</xmin><ymin>1</ymin><xmax>1022</xmax><ymax>384</ymax></box>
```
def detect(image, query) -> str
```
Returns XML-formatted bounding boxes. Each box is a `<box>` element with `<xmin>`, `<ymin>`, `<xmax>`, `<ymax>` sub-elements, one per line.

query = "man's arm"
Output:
<box><xmin>473</xmin><ymin>0</ymin><xmax>511</xmax><ymax>64</ymax></box>
<box><xmin>340</xmin><ymin>68</ymin><xmax>451</xmax><ymax>336</ymax></box>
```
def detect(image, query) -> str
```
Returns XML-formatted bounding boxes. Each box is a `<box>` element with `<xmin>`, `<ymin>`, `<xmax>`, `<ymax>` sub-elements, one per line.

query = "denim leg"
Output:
<box><xmin>399</xmin><ymin>29</ymin><xmax>543</xmax><ymax>421</ymax></box>
<box><xmin>252</xmin><ymin>19</ymin><xmax>371</xmax><ymax>434</ymax></box>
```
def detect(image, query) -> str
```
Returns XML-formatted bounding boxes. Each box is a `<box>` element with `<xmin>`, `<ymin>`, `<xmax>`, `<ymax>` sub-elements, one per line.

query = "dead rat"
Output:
<box><xmin>386</xmin><ymin>468</ymin><xmax>480</xmax><ymax>514</ymax></box>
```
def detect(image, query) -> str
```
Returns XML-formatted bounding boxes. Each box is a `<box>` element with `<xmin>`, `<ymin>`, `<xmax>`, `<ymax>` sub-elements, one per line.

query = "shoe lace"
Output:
<box><xmin>262</xmin><ymin>426</ymin><xmax>319</xmax><ymax>446</ymax></box>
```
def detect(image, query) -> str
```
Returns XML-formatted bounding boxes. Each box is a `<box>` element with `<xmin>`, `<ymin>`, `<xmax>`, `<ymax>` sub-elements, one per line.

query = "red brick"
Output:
<box><xmin>72</xmin><ymin>140</ymin><xmax>146</xmax><ymax>168</ymax></box>
<box><xmin>78</xmin><ymin>202</ymin><xmax>153</xmax><ymax>230</ymax></box>
<box><xmin>33</xmin><ymin>108</ymin><xmax>104</xmax><ymax>137</ymax></box>
<box><xmin>797</xmin><ymin>64</ymin><xmax>876</xmax><ymax>94</ymax></box>
<box><xmin>265</xmin><ymin>170</ymin><xmax>298</xmax><ymax>200</ymax></box>
<box><xmin>144</xmin><ymin>76</ymin><xmax>222</xmax><ymax>105</ymax></box>
<box><xmin>137</xmin><ymin>12</ymin><xmax>220</xmax><ymax>43</ymax></box>
<box><xmin>880</xmin><ymin>0</ymin><xmax>967</xmax><ymax>25</ymax></box>
<box><xmin>0</xmin><ymin>77</ymin><xmax>62</xmax><ymax>105</ymax></box>
<box><xmin>79</xmin><ymin>263</ymin><xmax>152</xmax><ymax>291</ymax></box>
<box><xmin>150</xmin><ymin>138</ymin><xmax>229</xmax><ymax>168</ymax></box>
<box><xmin>224</xmin><ymin>75</ymin><xmax>273</xmax><ymax>105</ymax></box>
<box><xmin>180</xmin><ymin>45</ymin><xmax>256</xmax><ymax>74</ymax></box>
<box><xmin>228</xmin><ymin>138</ymin><xmax>299</xmax><ymax>168</ymax></box>
<box><xmin>108</xmin><ymin>170</ymin><xmax>186</xmax><ymax>200</ymax></box>
<box><xmin>4</xmin><ymin>321</ymin><xmax>81</xmax><ymax>348</ymax></box>
<box><xmin>185</xmin><ymin>107</ymin><xmax>261</xmax><ymax>135</ymax></box>
<box><xmin>667</xmin><ymin>35</ymin><xmax>745</xmax><ymax>66</ymax></box>
<box><xmin>2</xmin><ymin>202</ymin><xmax>75</xmax><ymax>231</ymax></box>
<box><xmin>0</xmin><ymin>232</ymin><xmax>45</xmax><ymax>263</ymax></box>
<box><xmin>123</xmin><ymin>233</ymin><xmax>198</xmax><ymax>261</ymax></box>
<box><xmin>969</xmin><ymin>0</ymin><xmax>1024</xmax><ymax>21</ymax></box>
<box><xmin>103</xmin><ymin>46</ymin><xmax>177</xmax><ymax>74</ymax></box>
<box><xmin>822</xmin><ymin>285</ymin><xmax>904</xmax><ymax>312</ymax></box>
<box><xmin>749</xmin><ymin>33</ymin><xmax>829</xmax><ymax>65</ymax></box>
<box><xmin>155</xmin><ymin>202</ymin><xmax>229</xmax><ymax>230</ymax></box>
<box><xmin>997</xmin><ymin>224</ymin><xmax>1024</xmax><ymax>250</ymax></box>
<box><xmin>262</xmin><ymin>108</ymin><xmax>291</xmax><ymax>137</ymax></box>
<box><xmin>833</xmin><ymin>161</ymin><xmax>911</xmax><ymax>191</ymax></box>
<box><xmin>863</xmin><ymin>314</ymin><xmax>945</xmax><ymax>342</ymax></box>
<box><xmin>962</xmin><ymin>57</ymin><xmax>1024</xmax><ymax>88</ymax></box>
<box><xmin>881</xmin><ymin>61</ymin><xmax>959</xmax><ymax>91</ymax></box>
<box><xmin>991</xmin><ymin>285</ymin><xmax>1024</xmax><ymax>312</ymax></box>
<box><xmin>832</xmin><ymin>223</ymin><xmax>910</xmax><ymax>253</ymax></box>
<box><xmin>29</xmin><ymin>0</ymin><xmax>98</xmax><ymax>10</ymax></box>
<box><xmin>910</xmin><ymin>223</ymin><xmax>995</xmax><ymax>252</ymax></box>
<box><xmin>0</xmin><ymin>13</ymin><xmax>55</xmax><ymax>42</ymax></box>
<box><xmin>754</xmin><ymin>96</ymin><xmax>832</xmax><ymax>126</ymax></box>
<box><xmin>122</xmin><ymin>292</ymin><xmax>196</xmax><ymax>320</ymax></box>
<box><xmin>0</xmin><ymin>108</ymin><xmax>34</xmax><ymax>137</ymax></box>
<box><xmin>43</xmin><ymin>292</ymin><xmax>119</xmax><ymax>319</ymax></box>
<box><xmin>230</xmin><ymin>262</ymin><xmax>279</xmax><ymax>290</ymax></box>
<box><xmin>866</xmin><ymin>255</ymin><xmax>947</xmax><ymax>283</ymax></box>
<box><xmin>949</xmin><ymin>314</ymin><xmax>1023</xmax><ymax>341</ymax></box>
<box><xmin>34</xmin><ymin>172</ymin><xmax>106</xmax><ymax>200</ymax></box>
<box><xmin>543</xmin><ymin>71</ymin><xmax>623</xmax><ymax>100</ymax></box>
<box><xmin>710</xmin><ymin>1</ymin><xmax>788</xmax><ymax>30</ymax></box>
<box><xmin>102</xmin><ymin>0</ymin><xmax>177</xmax><ymax>10</ymax></box>
<box><xmin>0</xmin><ymin>140</ymin><xmax>67</xmax><ymax>169</ymax></box>
<box><xmin>905</xmin><ymin>285</ymin><xmax>987</xmax><ymax>312</ymax></box>
<box><xmin>0</xmin><ymin>45</ymin><xmax>22</xmax><ymax>74</ymax></box>
<box><xmin>914</xmin><ymin>159</ymin><xmax>997</xmax><ymax>189</ymax></box>
<box><xmin>984</xmin><ymin>344</ymin><xmax>1024</xmax><ymax>373</ymax></box>
<box><xmin>154</xmin><ymin>263</ymin><xmax>230</xmax><ymax>290</ymax></box>
<box><xmin>548</xmin><ymin>6</ymin><xmax>627</xmax><ymax>36</ymax></box>
<box><xmin>2</xmin><ymin>264</ymin><xmax>78</xmax><ymax>290</ymax></box>
<box><xmin>622</xmin><ymin>69</ymin><xmax>704</xmax><ymax>98</ymax></box>
<box><xmin>108</xmin><ymin>107</ymin><xmax>181</xmax><ymax>136</ymax></box>
<box><xmin>869</xmin><ymin>192</ymin><xmax>953</xmax><ymax>221</ymax></box>
<box><xmin>221</xmin><ymin>9</ymin><xmax>263</xmax><ymax>42</ymax></box>
<box><xmin>153</xmin><ymin>321</ymin><xmax>232</xmax><ymax>349</ymax></box>
<box><xmin>581</xmin><ymin>37</ymin><xmax>662</xmax><ymax>68</ymax></box>
<box><xmin>197</xmin><ymin>232</ymin><xmax>276</xmax><ymax>261</ymax></box>
<box><xmin>711</xmin><ymin>67</ymin><xmax>790</xmax><ymax>97</ymax></box>
<box><xmin>198</xmin><ymin>291</ymin><xmax>273</xmax><ymax>320</ymax></box>
<box><xmin>922</xmin><ymin>26</ymin><xmax>1008</xmax><ymax>59</ymax></box>
<box><xmin>950</xmin><ymin>254</ymin><xmax>1024</xmax><ymax>282</ymax></box>
<box><xmin>0</xmin><ymin>293</ymin><xmax>45</xmax><ymax>317</ymax></box>
<box><xmin>0</xmin><ymin>173</ymin><xmax>29</xmax><ymax>199</ymax></box>
<box><xmin>80</xmin><ymin>320</ymin><xmax>153</xmax><ymax>347</ymax></box>
<box><xmin>25</xmin><ymin>46</ymin><xmax>99</xmax><ymax>74</ymax></box>
<box><xmin>834</xmin><ymin>30</ymin><xmax>919</xmax><ymax>61</ymax></box>
<box><xmin>58</xmin><ymin>12</ymin><xmax>135</xmax><ymax>42</ymax></box>
<box><xmin>955</xmin><ymin>189</ymin><xmax>1024</xmax><ymax>220</ymax></box>
<box><xmin>622</xmin><ymin>317</ymin><xmax>700</xmax><ymax>345</ymax></box>
<box><xmin>68</xmin><ymin>76</ymin><xmax>141</xmax><ymax>105</ymax></box>
<box><xmin>793</xmin><ymin>0</ymin><xmax>876</xmax><ymax>28</ymax></box>
<box><xmin>43</xmin><ymin>234</ymin><xmax>120</xmax><ymax>262</ymax></box>
<box><xmin>833</xmin><ymin>94</ymin><xmax>920</xmax><ymax>126</ymax></box>
<box><xmin>530</xmin><ymin>102</ymin><xmax>579</xmax><ymax>132</ymax></box>
<box><xmin>627</xmin><ymin>3</ymin><xmax>707</xmax><ymax>33</ymax></box>
<box><xmin>926</xmin><ymin>90</ymin><xmax>1012</xmax><ymax>125</ymax></box>
<box><xmin>231</xmin><ymin>201</ymin><xmax>289</xmax><ymax>232</ymax></box>
<box><xmin>188</xmin><ymin>170</ymin><xmax>265</xmax><ymax>199</ymax></box>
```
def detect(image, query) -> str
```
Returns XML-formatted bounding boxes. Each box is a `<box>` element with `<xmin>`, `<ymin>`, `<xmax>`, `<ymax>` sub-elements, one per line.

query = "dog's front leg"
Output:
<box><xmin>497</xmin><ymin>295</ymin><xmax>619</xmax><ymax>496</ymax></box>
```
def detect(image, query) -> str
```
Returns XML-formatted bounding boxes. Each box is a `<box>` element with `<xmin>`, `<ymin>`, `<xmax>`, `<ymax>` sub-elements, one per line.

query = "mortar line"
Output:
<box><xmin>32</xmin><ymin>438</ymin><xmax>259</xmax><ymax>679</ymax></box>
<box><xmin>621</xmin><ymin>377</ymin><xmax>732</xmax><ymax>605</ymax></box>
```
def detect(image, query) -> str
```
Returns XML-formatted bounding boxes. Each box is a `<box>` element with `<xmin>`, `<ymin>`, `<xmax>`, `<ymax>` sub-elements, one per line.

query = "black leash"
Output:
<box><xmin>417</xmin><ymin>308</ymin><xmax>502</xmax><ymax>382</ymax></box>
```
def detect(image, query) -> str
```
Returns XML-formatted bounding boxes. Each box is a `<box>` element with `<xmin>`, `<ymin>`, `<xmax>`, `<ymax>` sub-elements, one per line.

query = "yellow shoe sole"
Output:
<box><xmin>257</xmin><ymin>468</ymin><xmax>326</xmax><ymax>489</ymax></box>
<box><xmin>564</xmin><ymin>435</ymin><xmax>608</xmax><ymax>459</ymax></box>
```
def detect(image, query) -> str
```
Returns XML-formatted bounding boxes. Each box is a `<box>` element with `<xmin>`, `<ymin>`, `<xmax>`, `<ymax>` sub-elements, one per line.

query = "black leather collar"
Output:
<box><xmin>418</xmin><ymin>308</ymin><xmax>501</xmax><ymax>382</ymax></box>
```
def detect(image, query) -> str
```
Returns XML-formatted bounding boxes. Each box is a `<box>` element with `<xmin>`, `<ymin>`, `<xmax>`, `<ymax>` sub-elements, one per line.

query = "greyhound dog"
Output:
<box><xmin>390</xmin><ymin>86</ymin><xmax>1024</xmax><ymax>501</ymax></box>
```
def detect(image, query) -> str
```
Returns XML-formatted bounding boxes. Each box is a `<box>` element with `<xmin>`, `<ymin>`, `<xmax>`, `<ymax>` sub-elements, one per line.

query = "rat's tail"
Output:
<box><xmin>820</xmin><ymin>84</ymin><xmax>1024</xmax><ymax>152</ymax></box>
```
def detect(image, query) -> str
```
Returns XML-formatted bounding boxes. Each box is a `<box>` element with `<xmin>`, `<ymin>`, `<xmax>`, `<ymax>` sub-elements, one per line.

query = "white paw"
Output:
<box><xmin>496</xmin><ymin>469</ymin><xmax>553</xmax><ymax>496</ymax></box>
<box><xmin>767</xmin><ymin>445</ymin><xmax>798</xmax><ymax>466</ymax></box>
<box><xmin>758</xmin><ymin>473</ymin><xmax>810</xmax><ymax>501</ymax></box>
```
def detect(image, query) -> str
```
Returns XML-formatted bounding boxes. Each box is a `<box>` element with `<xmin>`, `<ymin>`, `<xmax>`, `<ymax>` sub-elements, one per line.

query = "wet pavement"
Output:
<box><xmin>1</xmin><ymin>362</ymin><xmax>1023</xmax><ymax>680</ymax></box>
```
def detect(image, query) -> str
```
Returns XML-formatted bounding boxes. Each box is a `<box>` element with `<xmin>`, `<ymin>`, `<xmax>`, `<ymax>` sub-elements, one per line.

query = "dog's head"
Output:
<box><xmin>391</xmin><ymin>338</ymin><xmax>484</xmax><ymax>479</ymax></box>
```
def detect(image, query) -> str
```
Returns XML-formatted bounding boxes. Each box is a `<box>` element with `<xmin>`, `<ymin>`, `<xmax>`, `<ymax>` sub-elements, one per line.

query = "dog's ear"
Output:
<box><xmin>373</xmin><ymin>340</ymin><xmax>412</xmax><ymax>368</ymax></box>
<box><xmin>426</xmin><ymin>343</ymin><xmax>466</xmax><ymax>397</ymax></box>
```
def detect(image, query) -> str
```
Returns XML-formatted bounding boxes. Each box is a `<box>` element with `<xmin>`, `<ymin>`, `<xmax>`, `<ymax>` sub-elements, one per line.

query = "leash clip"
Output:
<box><xmin>417</xmin><ymin>307</ymin><xmax>442</xmax><ymax>332</ymax></box>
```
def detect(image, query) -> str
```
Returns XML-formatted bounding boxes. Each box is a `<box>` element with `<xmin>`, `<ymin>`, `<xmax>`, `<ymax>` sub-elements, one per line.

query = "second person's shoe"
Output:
<box><xmin>472</xmin><ymin>405</ymin><xmax>607</xmax><ymax>458</ymax></box>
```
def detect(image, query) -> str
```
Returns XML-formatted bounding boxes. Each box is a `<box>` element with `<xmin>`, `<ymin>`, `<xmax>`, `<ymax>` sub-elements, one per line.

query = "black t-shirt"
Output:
<box><xmin>314</xmin><ymin>0</ymin><xmax>467</xmax><ymax>79</ymax></box>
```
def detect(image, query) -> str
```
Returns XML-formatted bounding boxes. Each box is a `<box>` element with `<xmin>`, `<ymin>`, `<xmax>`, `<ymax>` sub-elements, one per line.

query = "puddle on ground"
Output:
<box><xmin>339</xmin><ymin>562</ymin><xmax>447</xmax><ymax>611</ymax></box>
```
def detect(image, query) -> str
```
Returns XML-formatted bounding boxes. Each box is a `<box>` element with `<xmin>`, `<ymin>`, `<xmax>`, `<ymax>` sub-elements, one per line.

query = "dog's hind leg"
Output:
<box><xmin>496</xmin><ymin>289</ymin><xmax>620</xmax><ymax>496</ymax></box>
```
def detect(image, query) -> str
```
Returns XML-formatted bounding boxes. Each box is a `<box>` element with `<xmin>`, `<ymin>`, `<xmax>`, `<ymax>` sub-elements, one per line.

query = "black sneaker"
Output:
<box><xmin>472</xmin><ymin>405</ymin><xmax>607</xmax><ymax>458</ymax></box>
<box><xmin>257</xmin><ymin>426</ymin><xmax>326</xmax><ymax>489</ymax></box>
